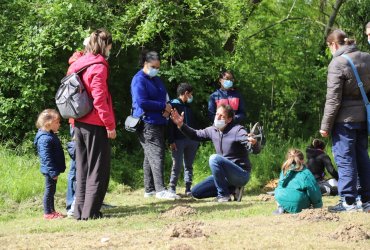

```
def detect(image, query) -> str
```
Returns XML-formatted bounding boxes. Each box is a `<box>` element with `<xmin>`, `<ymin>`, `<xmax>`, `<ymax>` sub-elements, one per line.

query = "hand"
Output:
<box><xmin>247</xmin><ymin>134</ymin><xmax>257</xmax><ymax>145</ymax></box>
<box><xmin>170</xmin><ymin>143</ymin><xmax>177</xmax><ymax>151</ymax></box>
<box><xmin>53</xmin><ymin>176</ymin><xmax>58</xmax><ymax>180</ymax></box>
<box><xmin>107</xmin><ymin>129</ymin><xmax>117</xmax><ymax>139</ymax></box>
<box><xmin>170</xmin><ymin>109</ymin><xmax>184</xmax><ymax>128</ymax></box>
<box><xmin>165</xmin><ymin>103</ymin><xmax>172</xmax><ymax>113</ymax></box>
<box><xmin>320</xmin><ymin>130</ymin><xmax>329</xmax><ymax>138</ymax></box>
<box><xmin>162</xmin><ymin>110</ymin><xmax>171</xmax><ymax>118</ymax></box>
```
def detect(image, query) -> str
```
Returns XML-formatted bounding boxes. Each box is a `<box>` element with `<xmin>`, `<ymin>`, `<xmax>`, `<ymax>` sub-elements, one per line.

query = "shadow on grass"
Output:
<box><xmin>103</xmin><ymin>198</ymin><xmax>253</xmax><ymax>219</ymax></box>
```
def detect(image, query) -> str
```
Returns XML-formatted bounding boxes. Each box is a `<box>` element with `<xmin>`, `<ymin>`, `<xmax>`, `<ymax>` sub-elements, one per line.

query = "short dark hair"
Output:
<box><xmin>139</xmin><ymin>50</ymin><xmax>160</xmax><ymax>67</ymax></box>
<box><xmin>312</xmin><ymin>139</ymin><xmax>325</xmax><ymax>150</ymax></box>
<box><xmin>217</xmin><ymin>104</ymin><xmax>235</xmax><ymax>119</ymax></box>
<box><xmin>218</xmin><ymin>70</ymin><xmax>235</xmax><ymax>81</ymax></box>
<box><xmin>177</xmin><ymin>83</ymin><xmax>193</xmax><ymax>96</ymax></box>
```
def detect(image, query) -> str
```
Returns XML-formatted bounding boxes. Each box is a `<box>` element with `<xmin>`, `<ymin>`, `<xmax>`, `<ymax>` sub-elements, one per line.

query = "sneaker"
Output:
<box><xmin>156</xmin><ymin>190</ymin><xmax>180</xmax><ymax>200</ymax></box>
<box><xmin>53</xmin><ymin>211</ymin><xmax>66</xmax><ymax>218</ymax></box>
<box><xmin>272</xmin><ymin>206</ymin><xmax>285</xmax><ymax>215</ymax></box>
<box><xmin>101</xmin><ymin>202</ymin><xmax>116</xmax><ymax>210</ymax></box>
<box><xmin>144</xmin><ymin>191</ymin><xmax>156</xmax><ymax>198</ymax></box>
<box><xmin>362</xmin><ymin>201</ymin><xmax>370</xmax><ymax>213</ymax></box>
<box><xmin>66</xmin><ymin>209</ymin><xmax>74</xmax><ymax>218</ymax></box>
<box><xmin>44</xmin><ymin>212</ymin><xmax>64</xmax><ymax>220</ymax></box>
<box><xmin>233</xmin><ymin>186</ymin><xmax>244</xmax><ymax>202</ymax></box>
<box><xmin>216</xmin><ymin>196</ymin><xmax>231</xmax><ymax>203</ymax></box>
<box><xmin>328</xmin><ymin>201</ymin><xmax>358</xmax><ymax>213</ymax></box>
<box><xmin>185</xmin><ymin>191</ymin><xmax>192</xmax><ymax>197</ymax></box>
<box><xmin>168</xmin><ymin>188</ymin><xmax>177</xmax><ymax>194</ymax></box>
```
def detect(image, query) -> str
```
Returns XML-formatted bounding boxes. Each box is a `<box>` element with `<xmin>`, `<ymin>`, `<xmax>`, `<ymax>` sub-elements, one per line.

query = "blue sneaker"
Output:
<box><xmin>362</xmin><ymin>201</ymin><xmax>370</xmax><ymax>213</ymax></box>
<box><xmin>328</xmin><ymin>201</ymin><xmax>357</xmax><ymax>213</ymax></box>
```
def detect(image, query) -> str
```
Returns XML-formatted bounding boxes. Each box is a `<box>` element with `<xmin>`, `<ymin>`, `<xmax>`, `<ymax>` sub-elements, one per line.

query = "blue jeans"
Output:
<box><xmin>332</xmin><ymin>122</ymin><xmax>370</xmax><ymax>203</ymax></box>
<box><xmin>191</xmin><ymin>154</ymin><xmax>250</xmax><ymax>198</ymax></box>
<box><xmin>169</xmin><ymin>138</ymin><xmax>199</xmax><ymax>190</ymax></box>
<box><xmin>43</xmin><ymin>174</ymin><xmax>57</xmax><ymax>214</ymax></box>
<box><xmin>66</xmin><ymin>159</ymin><xmax>76</xmax><ymax>211</ymax></box>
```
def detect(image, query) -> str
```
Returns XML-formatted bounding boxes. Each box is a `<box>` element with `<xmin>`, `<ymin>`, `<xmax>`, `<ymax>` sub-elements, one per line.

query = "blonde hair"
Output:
<box><xmin>281</xmin><ymin>149</ymin><xmax>304</xmax><ymax>175</ymax></box>
<box><xmin>85</xmin><ymin>28</ymin><xmax>112</xmax><ymax>56</ymax></box>
<box><xmin>36</xmin><ymin>109</ymin><xmax>60</xmax><ymax>130</ymax></box>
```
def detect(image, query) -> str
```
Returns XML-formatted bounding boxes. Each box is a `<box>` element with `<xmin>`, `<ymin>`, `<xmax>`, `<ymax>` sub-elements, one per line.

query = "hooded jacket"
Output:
<box><xmin>67</xmin><ymin>53</ymin><xmax>116</xmax><ymax>131</ymax></box>
<box><xmin>34</xmin><ymin>130</ymin><xmax>66</xmax><ymax>178</ymax></box>
<box><xmin>306</xmin><ymin>147</ymin><xmax>338</xmax><ymax>181</ymax></box>
<box><xmin>321</xmin><ymin>45</ymin><xmax>370</xmax><ymax>132</ymax></box>
<box><xmin>179</xmin><ymin>122</ymin><xmax>260</xmax><ymax>171</ymax></box>
<box><xmin>168</xmin><ymin>98</ymin><xmax>197</xmax><ymax>144</ymax></box>
<box><xmin>208</xmin><ymin>88</ymin><xmax>246</xmax><ymax>124</ymax></box>
<box><xmin>274</xmin><ymin>166</ymin><xmax>322</xmax><ymax>213</ymax></box>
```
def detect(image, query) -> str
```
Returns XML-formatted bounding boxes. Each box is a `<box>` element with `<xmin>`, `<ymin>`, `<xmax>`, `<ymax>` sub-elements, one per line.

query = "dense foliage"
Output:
<box><xmin>1</xmin><ymin>0</ymin><xmax>370</xmax><ymax>188</ymax></box>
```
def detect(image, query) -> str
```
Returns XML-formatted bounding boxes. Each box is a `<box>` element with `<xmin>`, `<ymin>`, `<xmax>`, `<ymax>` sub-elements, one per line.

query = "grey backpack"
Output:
<box><xmin>55</xmin><ymin>64</ymin><xmax>96</xmax><ymax>119</ymax></box>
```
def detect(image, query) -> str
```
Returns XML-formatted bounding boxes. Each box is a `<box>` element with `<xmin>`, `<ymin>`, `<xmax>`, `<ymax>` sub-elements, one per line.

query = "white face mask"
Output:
<box><xmin>214</xmin><ymin>119</ymin><xmax>226</xmax><ymax>130</ymax></box>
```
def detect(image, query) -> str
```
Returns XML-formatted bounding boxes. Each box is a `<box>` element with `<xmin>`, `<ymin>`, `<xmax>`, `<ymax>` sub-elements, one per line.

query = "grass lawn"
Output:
<box><xmin>0</xmin><ymin>189</ymin><xmax>369</xmax><ymax>249</ymax></box>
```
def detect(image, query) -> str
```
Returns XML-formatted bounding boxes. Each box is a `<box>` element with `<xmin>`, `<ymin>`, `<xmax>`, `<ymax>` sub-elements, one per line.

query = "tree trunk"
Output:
<box><xmin>324</xmin><ymin>0</ymin><xmax>345</xmax><ymax>39</ymax></box>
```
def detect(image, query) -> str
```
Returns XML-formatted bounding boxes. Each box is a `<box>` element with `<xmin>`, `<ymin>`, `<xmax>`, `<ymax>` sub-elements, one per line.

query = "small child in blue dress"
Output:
<box><xmin>34</xmin><ymin>109</ymin><xmax>66</xmax><ymax>219</ymax></box>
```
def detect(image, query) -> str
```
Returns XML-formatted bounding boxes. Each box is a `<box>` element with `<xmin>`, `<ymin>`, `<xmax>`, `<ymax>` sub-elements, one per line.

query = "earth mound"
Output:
<box><xmin>294</xmin><ymin>208</ymin><xmax>340</xmax><ymax>222</ymax></box>
<box><xmin>329</xmin><ymin>223</ymin><xmax>370</xmax><ymax>242</ymax></box>
<box><xmin>161</xmin><ymin>205</ymin><xmax>197</xmax><ymax>218</ymax></box>
<box><xmin>167</xmin><ymin>221</ymin><xmax>207</xmax><ymax>238</ymax></box>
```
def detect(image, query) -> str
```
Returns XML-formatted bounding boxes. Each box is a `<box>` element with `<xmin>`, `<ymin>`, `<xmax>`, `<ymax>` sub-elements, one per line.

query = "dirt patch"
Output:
<box><xmin>329</xmin><ymin>223</ymin><xmax>370</xmax><ymax>242</ymax></box>
<box><xmin>161</xmin><ymin>205</ymin><xmax>197</xmax><ymax>218</ymax></box>
<box><xmin>167</xmin><ymin>221</ymin><xmax>207</xmax><ymax>238</ymax></box>
<box><xmin>294</xmin><ymin>208</ymin><xmax>339</xmax><ymax>222</ymax></box>
<box><xmin>257</xmin><ymin>194</ymin><xmax>273</xmax><ymax>202</ymax></box>
<box><xmin>169</xmin><ymin>243</ymin><xmax>194</xmax><ymax>250</ymax></box>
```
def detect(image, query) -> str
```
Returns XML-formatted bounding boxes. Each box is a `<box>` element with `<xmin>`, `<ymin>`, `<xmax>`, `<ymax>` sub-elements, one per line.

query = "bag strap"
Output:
<box><xmin>341</xmin><ymin>54</ymin><xmax>370</xmax><ymax>105</ymax></box>
<box><xmin>75</xmin><ymin>62</ymin><xmax>104</xmax><ymax>75</ymax></box>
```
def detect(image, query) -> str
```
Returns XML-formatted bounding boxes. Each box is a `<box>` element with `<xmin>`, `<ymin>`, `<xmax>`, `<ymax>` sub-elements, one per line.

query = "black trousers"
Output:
<box><xmin>74</xmin><ymin>122</ymin><xmax>111</xmax><ymax>219</ymax></box>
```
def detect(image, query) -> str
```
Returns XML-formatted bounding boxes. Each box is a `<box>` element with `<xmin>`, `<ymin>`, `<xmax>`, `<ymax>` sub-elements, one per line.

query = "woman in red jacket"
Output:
<box><xmin>67</xmin><ymin>29</ymin><xmax>116</xmax><ymax>220</ymax></box>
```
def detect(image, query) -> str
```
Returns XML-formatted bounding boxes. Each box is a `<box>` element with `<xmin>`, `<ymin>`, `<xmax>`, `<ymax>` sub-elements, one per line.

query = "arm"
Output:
<box><xmin>320</xmin><ymin>154</ymin><xmax>339</xmax><ymax>180</ymax></box>
<box><xmin>89</xmin><ymin>64</ymin><xmax>115</xmax><ymax>131</ymax></box>
<box><xmin>38</xmin><ymin>138</ymin><xmax>58</xmax><ymax>179</ymax></box>
<box><xmin>305</xmin><ymin>173</ymin><xmax>323</xmax><ymax>208</ymax></box>
<box><xmin>131</xmin><ymin>76</ymin><xmax>166</xmax><ymax>112</ymax></box>
<box><xmin>237</xmin><ymin>127</ymin><xmax>261</xmax><ymax>154</ymax></box>
<box><xmin>320</xmin><ymin>60</ymin><xmax>344</xmax><ymax>132</ymax></box>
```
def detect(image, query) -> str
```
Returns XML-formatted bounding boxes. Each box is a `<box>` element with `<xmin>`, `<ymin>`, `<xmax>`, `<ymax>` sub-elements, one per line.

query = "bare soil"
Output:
<box><xmin>329</xmin><ymin>223</ymin><xmax>370</xmax><ymax>242</ymax></box>
<box><xmin>167</xmin><ymin>221</ymin><xmax>207</xmax><ymax>238</ymax></box>
<box><xmin>257</xmin><ymin>194</ymin><xmax>274</xmax><ymax>202</ymax></box>
<box><xmin>161</xmin><ymin>205</ymin><xmax>197</xmax><ymax>218</ymax></box>
<box><xmin>293</xmin><ymin>208</ymin><xmax>340</xmax><ymax>222</ymax></box>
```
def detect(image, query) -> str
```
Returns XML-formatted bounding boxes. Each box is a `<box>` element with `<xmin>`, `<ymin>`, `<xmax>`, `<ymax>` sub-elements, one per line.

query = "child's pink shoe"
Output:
<box><xmin>43</xmin><ymin>213</ymin><xmax>60</xmax><ymax>220</ymax></box>
<box><xmin>52</xmin><ymin>211</ymin><xmax>66</xmax><ymax>218</ymax></box>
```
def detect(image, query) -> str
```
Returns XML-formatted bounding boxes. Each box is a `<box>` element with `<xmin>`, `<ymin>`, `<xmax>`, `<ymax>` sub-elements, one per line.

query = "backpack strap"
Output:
<box><xmin>341</xmin><ymin>54</ymin><xmax>370</xmax><ymax>105</ymax></box>
<box><xmin>74</xmin><ymin>62</ymin><xmax>104</xmax><ymax>75</ymax></box>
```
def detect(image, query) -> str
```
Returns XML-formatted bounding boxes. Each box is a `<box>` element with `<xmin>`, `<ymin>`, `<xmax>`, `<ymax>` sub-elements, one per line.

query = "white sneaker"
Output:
<box><xmin>156</xmin><ymin>190</ymin><xmax>180</xmax><ymax>200</ymax></box>
<box><xmin>144</xmin><ymin>191</ymin><xmax>156</xmax><ymax>198</ymax></box>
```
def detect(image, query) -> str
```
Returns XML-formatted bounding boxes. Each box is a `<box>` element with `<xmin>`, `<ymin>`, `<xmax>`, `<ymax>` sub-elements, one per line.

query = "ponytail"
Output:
<box><xmin>281</xmin><ymin>149</ymin><xmax>304</xmax><ymax>175</ymax></box>
<box><xmin>85</xmin><ymin>28</ymin><xmax>112</xmax><ymax>56</ymax></box>
<box><xmin>326</xmin><ymin>29</ymin><xmax>355</xmax><ymax>46</ymax></box>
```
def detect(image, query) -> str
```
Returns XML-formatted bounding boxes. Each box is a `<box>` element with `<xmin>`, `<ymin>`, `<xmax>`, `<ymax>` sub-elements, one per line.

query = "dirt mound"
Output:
<box><xmin>161</xmin><ymin>205</ymin><xmax>197</xmax><ymax>218</ymax></box>
<box><xmin>169</xmin><ymin>243</ymin><xmax>194</xmax><ymax>250</ymax></box>
<box><xmin>167</xmin><ymin>221</ymin><xmax>207</xmax><ymax>238</ymax></box>
<box><xmin>262</xmin><ymin>179</ymin><xmax>279</xmax><ymax>192</ymax></box>
<box><xmin>329</xmin><ymin>223</ymin><xmax>370</xmax><ymax>242</ymax></box>
<box><xmin>294</xmin><ymin>208</ymin><xmax>339</xmax><ymax>222</ymax></box>
<box><xmin>257</xmin><ymin>194</ymin><xmax>273</xmax><ymax>201</ymax></box>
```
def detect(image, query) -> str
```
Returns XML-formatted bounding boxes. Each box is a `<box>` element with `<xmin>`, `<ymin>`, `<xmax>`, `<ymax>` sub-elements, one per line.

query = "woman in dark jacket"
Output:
<box><xmin>320</xmin><ymin>29</ymin><xmax>370</xmax><ymax>212</ymax></box>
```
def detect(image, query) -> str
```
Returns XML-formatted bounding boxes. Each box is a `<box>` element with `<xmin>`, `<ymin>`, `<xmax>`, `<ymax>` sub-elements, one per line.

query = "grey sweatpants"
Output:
<box><xmin>138</xmin><ymin>123</ymin><xmax>166</xmax><ymax>193</ymax></box>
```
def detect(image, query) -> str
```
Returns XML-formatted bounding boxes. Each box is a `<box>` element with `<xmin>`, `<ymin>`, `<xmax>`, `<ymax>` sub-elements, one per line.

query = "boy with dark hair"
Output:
<box><xmin>168</xmin><ymin>83</ymin><xmax>199</xmax><ymax>196</ymax></box>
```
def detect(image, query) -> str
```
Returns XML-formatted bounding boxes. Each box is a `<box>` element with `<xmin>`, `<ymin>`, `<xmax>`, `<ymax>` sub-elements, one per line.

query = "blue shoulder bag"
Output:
<box><xmin>341</xmin><ymin>54</ymin><xmax>370</xmax><ymax>134</ymax></box>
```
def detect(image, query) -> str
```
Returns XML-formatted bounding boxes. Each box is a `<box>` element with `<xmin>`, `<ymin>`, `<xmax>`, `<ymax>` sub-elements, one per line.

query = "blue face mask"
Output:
<box><xmin>368</xmin><ymin>40</ymin><xmax>370</xmax><ymax>45</ymax></box>
<box><xmin>187</xmin><ymin>95</ymin><xmax>193</xmax><ymax>103</ymax></box>
<box><xmin>148</xmin><ymin>67</ymin><xmax>159</xmax><ymax>77</ymax></box>
<box><xmin>223</xmin><ymin>80</ymin><xmax>233</xmax><ymax>89</ymax></box>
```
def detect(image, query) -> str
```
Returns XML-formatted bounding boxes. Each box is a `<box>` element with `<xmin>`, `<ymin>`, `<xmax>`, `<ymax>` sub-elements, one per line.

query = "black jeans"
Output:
<box><xmin>74</xmin><ymin>122</ymin><xmax>111</xmax><ymax>220</ymax></box>
<box><xmin>43</xmin><ymin>174</ymin><xmax>56</xmax><ymax>214</ymax></box>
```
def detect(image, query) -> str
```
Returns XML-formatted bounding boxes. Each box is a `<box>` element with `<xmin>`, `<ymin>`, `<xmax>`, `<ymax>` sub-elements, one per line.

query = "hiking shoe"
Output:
<box><xmin>101</xmin><ymin>202</ymin><xmax>116</xmax><ymax>210</ymax></box>
<box><xmin>216</xmin><ymin>196</ymin><xmax>231</xmax><ymax>203</ymax></box>
<box><xmin>144</xmin><ymin>191</ymin><xmax>156</xmax><ymax>198</ymax></box>
<box><xmin>362</xmin><ymin>201</ymin><xmax>370</xmax><ymax>213</ymax></box>
<box><xmin>272</xmin><ymin>206</ymin><xmax>285</xmax><ymax>215</ymax></box>
<box><xmin>233</xmin><ymin>186</ymin><xmax>244</xmax><ymax>202</ymax></box>
<box><xmin>156</xmin><ymin>190</ymin><xmax>180</xmax><ymax>200</ymax></box>
<box><xmin>328</xmin><ymin>201</ymin><xmax>358</xmax><ymax>213</ymax></box>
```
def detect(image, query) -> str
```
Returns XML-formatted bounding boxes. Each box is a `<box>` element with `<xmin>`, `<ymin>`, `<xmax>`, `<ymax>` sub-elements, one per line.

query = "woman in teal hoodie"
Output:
<box><xmin>274</xmin><ymin>149</ymin><xmax>323</xmax><ymax>214</ymax></box>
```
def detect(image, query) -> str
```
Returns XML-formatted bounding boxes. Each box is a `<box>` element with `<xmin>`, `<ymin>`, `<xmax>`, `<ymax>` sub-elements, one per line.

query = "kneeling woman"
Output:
<box><xmin>274</xmin><ymin>149</ymin><xmax>323</xmax><ymax>214</ymax></box>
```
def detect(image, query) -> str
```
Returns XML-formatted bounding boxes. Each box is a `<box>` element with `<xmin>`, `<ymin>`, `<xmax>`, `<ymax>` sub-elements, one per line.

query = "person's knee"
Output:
<box><xmin>209</xmin><ymin>154</ymin><xmax>221</xmax><ymax>165</ymax></box>
<box><xmin>190</xmin><ymin>186</ymin><xmax>202</xmax><ymax>199</ymax></box>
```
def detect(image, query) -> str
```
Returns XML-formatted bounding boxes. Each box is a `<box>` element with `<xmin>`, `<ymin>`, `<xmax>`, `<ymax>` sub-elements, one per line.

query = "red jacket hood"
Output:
<box><xmin>68</xmin><ymin>53</ymin><xmax>108</xmax><ymax>74</ymax></box>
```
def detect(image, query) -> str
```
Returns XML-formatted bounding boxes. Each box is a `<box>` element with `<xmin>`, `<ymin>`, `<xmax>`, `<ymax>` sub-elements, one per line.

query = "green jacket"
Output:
<box><xmin>274</xmin><ymin>166</ymin><xmax>322</xmax><ymax>213</ymax></box>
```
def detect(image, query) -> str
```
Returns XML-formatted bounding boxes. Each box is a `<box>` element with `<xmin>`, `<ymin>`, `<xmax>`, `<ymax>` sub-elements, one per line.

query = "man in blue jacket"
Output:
<box><xmin>170</xmin><ymin>104</ymin><xmax>260</xmax><ymax>202</ymax></box>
